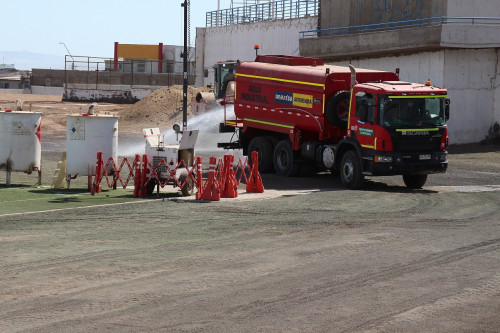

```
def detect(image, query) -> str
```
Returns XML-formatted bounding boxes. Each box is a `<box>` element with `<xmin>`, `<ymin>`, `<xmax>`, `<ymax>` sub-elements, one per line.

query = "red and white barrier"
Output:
<box><xmin>90</xmin><ymin>151</ymin><xmax>264</xmax><ymax>200</ymax></box>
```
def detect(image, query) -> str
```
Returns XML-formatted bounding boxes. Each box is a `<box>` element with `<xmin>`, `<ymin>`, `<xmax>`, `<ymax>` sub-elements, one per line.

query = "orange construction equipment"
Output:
<box><xmin>246</xmin><ymin>151</ymin><xmax>264</xmax><ymax>193</ymax></box>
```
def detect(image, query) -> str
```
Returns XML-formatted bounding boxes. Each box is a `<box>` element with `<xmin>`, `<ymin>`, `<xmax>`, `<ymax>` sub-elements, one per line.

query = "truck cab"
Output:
<box><xmin>213</xmin><ymin>60</ymin><xmax>238</xmax><ymax>99</ymax></box>
<box><xmin>339</xmin><ymin>81</ymin><xmax>449</xmax><ymax>188</ymax></box>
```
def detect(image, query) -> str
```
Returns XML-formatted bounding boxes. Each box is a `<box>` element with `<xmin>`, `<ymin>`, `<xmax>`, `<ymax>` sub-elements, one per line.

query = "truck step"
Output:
<box><xmin>219</xmin><ymin>122</ymin><xmax>237</xmax><ymax>133</ymax></box>
<box><xmin>217</xmin><ymin>142</ymin><xmax>242</xmax><ymax>149</ymax></box>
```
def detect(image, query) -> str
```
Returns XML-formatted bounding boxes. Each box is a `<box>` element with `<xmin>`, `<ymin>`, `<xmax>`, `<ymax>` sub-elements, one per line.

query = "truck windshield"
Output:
<box><xmin>379</xmin><ymin>95</ymin><xmax>446</xmax><ymax>127</ymax></box>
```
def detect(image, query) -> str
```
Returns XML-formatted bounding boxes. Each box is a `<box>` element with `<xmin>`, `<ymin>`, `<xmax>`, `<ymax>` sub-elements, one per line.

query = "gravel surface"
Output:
<box><xmin>0</xmin><ymin>93</ymin><xmax>499</xmax><ymax>332</ymax></box>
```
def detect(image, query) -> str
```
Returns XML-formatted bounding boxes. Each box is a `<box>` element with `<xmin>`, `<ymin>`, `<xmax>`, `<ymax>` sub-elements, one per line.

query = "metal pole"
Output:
<box><xmin>181</xmin><ymin>0</ymin><xmax>189</xmax><ymax>132</ymax></box>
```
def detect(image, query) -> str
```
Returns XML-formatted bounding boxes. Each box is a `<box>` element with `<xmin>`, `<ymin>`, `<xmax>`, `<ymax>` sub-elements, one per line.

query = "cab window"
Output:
<box><xmin>355</xmin><ymin>92</ymin><xmax>375</xmax><ymax>123</ymax></box>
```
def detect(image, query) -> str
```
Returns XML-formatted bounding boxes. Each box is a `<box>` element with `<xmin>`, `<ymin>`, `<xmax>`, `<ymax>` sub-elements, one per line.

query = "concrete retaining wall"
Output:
<box><xmin>320</xmin><ymin>0</ymin><xmax>446</xmax><ymax>29</ymax></box>
<box><xmin>0</xmin><ymin>89</ymin><xmax>25</xmax><ymax>95</ymax></box>
<box><xmin>31</xmin><ymin>86</ymin><xmax>64</xmax><ymax>95</ymax></box>
<box><xmin>63</xmin><ymin>88</ymin><xmax>154</xmax><ymax>104</ymax></box>
<box><xmin>446</xmin><ymin>0</ymin><xmax>500</xmax><ymax>16</ymax></box>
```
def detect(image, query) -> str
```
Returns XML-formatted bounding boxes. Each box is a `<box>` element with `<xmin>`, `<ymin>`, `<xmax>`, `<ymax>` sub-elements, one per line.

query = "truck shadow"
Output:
<box><xmin>257</xmin><ymin>173</ymin><xmax>439</xmax><ymax>194</ymax></box>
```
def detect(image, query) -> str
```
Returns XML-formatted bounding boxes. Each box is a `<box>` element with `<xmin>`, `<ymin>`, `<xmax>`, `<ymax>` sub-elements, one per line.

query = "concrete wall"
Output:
<box><xmin>441</xmin><ymin>24</ymin><xmax>500</xmax><ymax>48</ymax></box>
<box><xmin>63</xmin><ymin>88</ymin><xmax>154</xmax><ymax>103</ymax></box>
<box><xmin>320</xmin><ymin>0</ymin><xmax>446</xmax><ymax>29</ymax></box>
<box><xmin>443</xmin><ymin>49</ymin><xmax>499</xmax><ymax>144</ymax></box>
<box><xmin>31</xmin><ymin>86</ymin><xmax>64</xmax><ymax>95</ymax></box>
<box><xmin>329</xmin><ymin>49</ymin><xmax>499</xmax><ymax>144</ymax></box>
<box><xmin>0</xmin><ymin>87</ymin><xmax>63</xmax><ymax>96</ymax></box>
<box><xmin>300</xmin><ymin>25</ymin><xmax>444</xmax><ymax>60</ymax></box>
<box><xmin>446</xmin><ymin>0</ymin><xmax>500</xmax><ymax>16</ymax></box>
<box><xmin>300</xmin><ymin>23</ymin><xmax>500</xmax><ymax>60</ymax></box>
<box><xmin>195</xmin><ymin>16</ymin><xmax>317</xmax><ymax>87</ymax></box>
<box><xmin>0</xmin><ymin>89</ymin><xmax>25</xmax><ymax>95</ymax></box>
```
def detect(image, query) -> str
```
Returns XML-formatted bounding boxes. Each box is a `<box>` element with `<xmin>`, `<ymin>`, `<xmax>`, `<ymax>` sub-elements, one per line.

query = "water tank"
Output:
<box><xmin>66</xmin><ymin>114</ymin><xmax>118</xmax><ymax>176</ymax></box>
<box><xmin>0</xmin><ymin>110</ymin><xmax>42</xmax><ymax>172</ymax></box>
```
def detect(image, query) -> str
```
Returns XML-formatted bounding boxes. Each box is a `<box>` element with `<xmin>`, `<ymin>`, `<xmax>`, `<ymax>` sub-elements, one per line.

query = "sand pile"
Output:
<box><xmin>118</xmin><ymin>85</ymin><xmax>215</xmax><ymax>131</ymax></box>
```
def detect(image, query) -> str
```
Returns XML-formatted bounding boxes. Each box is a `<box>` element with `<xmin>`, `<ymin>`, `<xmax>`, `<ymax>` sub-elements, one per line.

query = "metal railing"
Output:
<box><xmin>206</xmin><ymin>0</ymin><xmax>317</xmax><ymax>27</ymax></box>
<box><xmin>61</xmin><ymin>55</ymin><xmax>194</xmax><ymax>90</ymax></box>
<box><xmin>300</xmin><ymin>17</ymin><xmax>500</xmax><ymax>38</ymax></box>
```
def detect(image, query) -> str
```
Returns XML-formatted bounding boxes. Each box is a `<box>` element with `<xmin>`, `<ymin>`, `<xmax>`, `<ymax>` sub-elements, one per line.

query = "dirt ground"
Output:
<box><xmin>0</xmin><ymin>93</ymin><xmax>499</xmax><ymax>332</ymax></box>
<box><xmin>0</xmin><ymin>87</ymin><xmax>215</xmax><ymax>138</ymax></box>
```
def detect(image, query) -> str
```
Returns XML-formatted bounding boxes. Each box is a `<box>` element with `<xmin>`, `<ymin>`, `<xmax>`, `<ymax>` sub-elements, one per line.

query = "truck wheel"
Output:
<box><xmin>403</xmin><ymin>174</ymin><xmax>427</xmax><ymax>189</ymax></box>
<box><xmin>146</xmin><ymin>179</ymin><xmax>156</xmax><ymax>195</ymax></box>
<box><xmin>326</xmin><ymin>91</ymin><xmax>350</xmax><ymax>129</ymax></box>
<box><xmin>340</xmin><ymin>151</ymin><xmax>364</xmax><ymax>189</ymax></box>
<box><xmin>248</xmin><ymin>136</ymin><xmax>274</xmax><ymax>172</ymax></box>
<box><xmin>273</xmin><ymin>140</ymin><xmax>301</xmax><ymax>177</ymax></box>
<box><xmin>179</xmin><ymin>176</ymin><xmax>194</xmax><ymax>196</ymax></box>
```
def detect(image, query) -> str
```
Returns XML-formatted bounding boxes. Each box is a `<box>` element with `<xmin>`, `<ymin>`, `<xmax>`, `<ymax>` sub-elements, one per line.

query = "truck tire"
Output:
<box><xmin>340</xmin><ymin>150</ymin><xmax>364</xmax><ymax>189</ymax></box>
<box><xmin>403</xmin><ymin>174</ymin><xmax>427</xmax><ymax>189</ymax></box>
<box><xmin>273</xmin><ymin>140</ymin><xmax>301</xmax><ymax>177</ymax></box>
<box><xmin>179</xmin><ymin>175</ymin><xmax>194</xmax><ymax>196</ymax></box>
<box><xmin>248</xmin><ymin>136</ymin><xmax>274</xmax><ymax>173</ymax></box>
<box><xmin>326</xmin><ymin>91</ymin><xmax>350</xmax><ymax>129</ymax></box>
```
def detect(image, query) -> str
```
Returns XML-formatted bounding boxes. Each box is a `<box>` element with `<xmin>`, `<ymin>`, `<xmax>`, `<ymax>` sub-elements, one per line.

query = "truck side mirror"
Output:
<box><xmin>445</xmin><ymin>98</ymin><xmax>450</xmax><ymax>121</ymax></box>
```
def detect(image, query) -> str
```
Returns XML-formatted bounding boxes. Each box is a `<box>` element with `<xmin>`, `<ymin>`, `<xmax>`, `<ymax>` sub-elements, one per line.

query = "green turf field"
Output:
<box><xmin>0</xmin><ymin>186</ymin><xmax>143</xmax><ymax>216</ymax></box>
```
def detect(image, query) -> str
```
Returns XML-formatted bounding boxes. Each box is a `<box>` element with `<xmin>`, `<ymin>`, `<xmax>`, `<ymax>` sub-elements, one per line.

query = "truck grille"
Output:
<box><xmin>389</xmin><ymin>128</ymin><xmax>445</xmax><ymax>152</ymax></box>
<box><xmin>152</xmin><ymin>156</ymin><xmax>168</xmax><ymax>174</ymax></box>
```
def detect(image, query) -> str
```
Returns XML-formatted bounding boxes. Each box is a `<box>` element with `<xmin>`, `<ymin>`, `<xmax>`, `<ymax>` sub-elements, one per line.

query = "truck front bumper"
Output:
<box><xmin>362</xmin><ymin>151</ymin><xmax>448</xmax><ymax>176</ymax></box>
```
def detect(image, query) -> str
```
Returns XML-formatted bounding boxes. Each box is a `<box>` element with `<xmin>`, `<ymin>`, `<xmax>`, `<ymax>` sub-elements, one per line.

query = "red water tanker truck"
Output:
<box><xmin>218</xmin><ymin>55</ymin><xmax>450</xmax><ymax>189</ymax></box>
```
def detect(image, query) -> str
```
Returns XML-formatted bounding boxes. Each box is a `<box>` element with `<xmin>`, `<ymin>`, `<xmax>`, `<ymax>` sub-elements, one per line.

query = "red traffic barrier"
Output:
<box><xmin>91</xmin><ymin>152</ymin><xmax>103</xmax><ymax>195</ymax></box>
<box><xmin>133</xmin><ymin>154</ymin><xmax>142</xmax><ymax>197</ymax></box>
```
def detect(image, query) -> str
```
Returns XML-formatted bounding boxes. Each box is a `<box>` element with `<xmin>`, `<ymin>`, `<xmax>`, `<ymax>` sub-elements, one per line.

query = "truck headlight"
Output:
<box><xmin>374</xmin><ymin>156</ymin><xmax>393</xmax><ymax>163</ymax></box>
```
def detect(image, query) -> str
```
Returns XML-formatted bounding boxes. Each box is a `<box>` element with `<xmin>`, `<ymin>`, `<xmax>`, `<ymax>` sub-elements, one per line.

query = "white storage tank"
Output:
<box><xmin>0</xmin><ymin>110</ymin><xmax>42</xmax><ymax>185</ymax></box>
<box><xmin>66</xmin><ymin>114</ymin><xmax>118</xmax><ymax>177</ymax></box>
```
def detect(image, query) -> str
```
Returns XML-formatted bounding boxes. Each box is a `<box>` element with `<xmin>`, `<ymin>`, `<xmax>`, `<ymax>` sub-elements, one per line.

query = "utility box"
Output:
<box><xmin>66</xmin><ymin>114</ymin><xmax>118</xmax><ymax>177</ymax></box>
<box><xmin>0</xmin><ymin>110</ymin><xmax>42</xmax><ymax>185</ymax></box>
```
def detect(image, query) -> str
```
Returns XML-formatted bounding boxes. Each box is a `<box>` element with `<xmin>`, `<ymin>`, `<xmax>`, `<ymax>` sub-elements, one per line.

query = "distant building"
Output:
<box><xmin>0</xmin><ymin>64</ymin><xmax>15</xmax><ymax>70</ymax></box>
<box><xmin>0</xmin><ymin>69</ymin><xmax>30</xmax><ymax>90</ymax></box>
<box><xmin>104</xmin><ymin>42</ymin><xmax>195</xmax><ymax>75</ymax></box>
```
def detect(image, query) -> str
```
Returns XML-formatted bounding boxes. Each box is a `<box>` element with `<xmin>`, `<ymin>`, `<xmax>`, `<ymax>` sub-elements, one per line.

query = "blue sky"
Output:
<box><xmin>1</xmin><ymin>0</ymin><xmax>231</xmax><ymax>65</ymax></box>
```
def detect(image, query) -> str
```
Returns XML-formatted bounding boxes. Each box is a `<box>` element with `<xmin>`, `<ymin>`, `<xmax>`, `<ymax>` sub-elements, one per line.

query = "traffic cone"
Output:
<box><xmin>246</xmin><ymin>151</ymin><xmax>264</xmax><ymax>193</ymax></box>
<box><xmin>221</xmin><ymin>155</ymin><xmax>238</xmax><ymax>198</ymax></box>
<box><xmin>200</xmin><ymin>156</ymin><xmax>220</xmax><ymax>201</ymax></box>
<box><xmin>195</xmin><ymin>156</ymin><xmax>203</xmax><ymax>200</ymax></box>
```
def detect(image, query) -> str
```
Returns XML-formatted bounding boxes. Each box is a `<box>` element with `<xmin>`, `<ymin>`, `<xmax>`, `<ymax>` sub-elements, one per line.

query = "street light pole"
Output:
<box><xmin>181</xmin><ymin>0</ymin><xmax>189</xmax><ymax>132</ymax></box>
<box><xmin>59</xmin><ymin>42</ymin><xmax>75</xmax><ymax>70</ymax></box>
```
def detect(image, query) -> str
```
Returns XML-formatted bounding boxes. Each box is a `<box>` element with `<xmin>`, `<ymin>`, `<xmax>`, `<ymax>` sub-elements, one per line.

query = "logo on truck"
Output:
<box><xmin>241</xmin><ymin>84</ymin><xmax>269</xmax><ymax>104</ymax></box>
<box><xmin>275</xmin><ymin>91</ymin><xmax>313</xmax><ymax>108</ymax></box>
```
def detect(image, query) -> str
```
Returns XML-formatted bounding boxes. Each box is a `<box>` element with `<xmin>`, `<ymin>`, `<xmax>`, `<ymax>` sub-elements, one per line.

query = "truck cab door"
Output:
<box><xmin>350</xmin><ymin>92</ymin><xmax>378</xmax><ymax>150</ymax></box>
